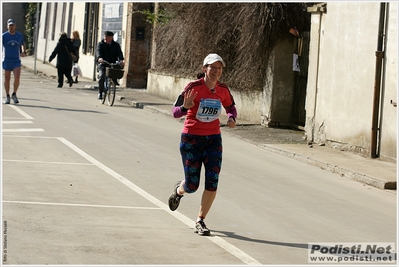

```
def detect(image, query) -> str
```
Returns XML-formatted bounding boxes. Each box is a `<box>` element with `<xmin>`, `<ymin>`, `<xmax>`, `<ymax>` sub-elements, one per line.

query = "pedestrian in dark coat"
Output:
<box><xmin>71</xmin><ymin>30</ymin><xmax>81</xmax><ymax>83</ymax></box>
<box><xmin>49</xmin><ymin>32</ymin><xmax>76</xmax><ymax>88</ymax></box>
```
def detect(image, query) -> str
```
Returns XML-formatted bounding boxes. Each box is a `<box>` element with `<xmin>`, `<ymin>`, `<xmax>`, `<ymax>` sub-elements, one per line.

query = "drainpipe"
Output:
<box><xmin>371</xmin><ymin>3</ymin><xmax>387</xmax><ymax>158</ymax></box>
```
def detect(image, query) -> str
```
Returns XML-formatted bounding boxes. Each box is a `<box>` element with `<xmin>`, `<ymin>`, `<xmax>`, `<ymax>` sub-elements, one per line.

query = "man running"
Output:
<box><xmin>2</xmin><ymin>19</ymin><xmax>27</xmax><ymax>104</ymax></box>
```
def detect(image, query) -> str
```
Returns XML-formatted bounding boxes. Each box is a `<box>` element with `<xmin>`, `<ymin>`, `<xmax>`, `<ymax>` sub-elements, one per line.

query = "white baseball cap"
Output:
<box><xmin>203</xmin><ymin>53</ymin><xmax>226</xmax><ymax>67</ymax></box>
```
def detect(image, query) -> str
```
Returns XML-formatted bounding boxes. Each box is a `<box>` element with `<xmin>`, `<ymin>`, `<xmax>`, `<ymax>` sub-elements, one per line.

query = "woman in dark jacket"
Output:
<box><xmin>49</xmin><ymin>32</ymin><xmax>76</xmax><ymax>88</ymax></box>
<box><xmin>71</xmin><ymin>30</ymin><xmax>81</xmax><ymax>83</ymax></box>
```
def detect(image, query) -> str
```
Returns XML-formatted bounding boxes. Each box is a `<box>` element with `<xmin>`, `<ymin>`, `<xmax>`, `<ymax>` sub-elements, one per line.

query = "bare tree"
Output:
<box><xmin>152</xmin><ymin>3</ymin><xmax>310</xmax><ymax>92</ymax></box>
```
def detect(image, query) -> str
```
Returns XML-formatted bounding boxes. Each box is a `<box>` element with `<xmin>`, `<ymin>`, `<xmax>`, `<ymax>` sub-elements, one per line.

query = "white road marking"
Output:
<box><xmin>3</xmin><ymin>121</ymin><xmax>33</xmax><ymax>124</ymax></box>
<box><xmin>58</xmin><ymin>137</ymin><xmax>262</xmax><ymax>265</ymax></box>
<box><xmin>3</xmin><ymin>133</ymin><xmax>261</xmax><ymax>265</ymax></box>
<box><xmin>8</xmin><ymin>105</ymin><xmax>34</xmax><ymax>119</ymax></box>
<box><xmin>3</xmin><ymin>200</ymin><xmax>162</xmax><ymax>210</ymax></box>
<box><xmin>3</xmin><ymin>135</ymin><xmax>53</xmax><ymax>139</ymax></box>
<box><xmin>2</xmin><ymin>128</ymin><xmax>44</xmax><ymax>132</ymax></box>
<box><xmin>2</xmin><ymin>117</ymin><xmax>27</xmax><ymax>120</ymax></box>
<box><xmin>3</xmin><ymin>106</ymin><xmax>37</xmax><ymax>132</ymax></box>
<box><xmin>3</xmin><ymin>159</ymin><xmax>92</xmax><ymax>165</ymax></box>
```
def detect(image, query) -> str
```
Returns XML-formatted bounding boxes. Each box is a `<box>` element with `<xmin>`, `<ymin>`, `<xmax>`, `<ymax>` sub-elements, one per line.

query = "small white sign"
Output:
<box><xmin>104</xmin><ymin>3</ymin><xmax>120</xmax><ymax>18</ymax></box>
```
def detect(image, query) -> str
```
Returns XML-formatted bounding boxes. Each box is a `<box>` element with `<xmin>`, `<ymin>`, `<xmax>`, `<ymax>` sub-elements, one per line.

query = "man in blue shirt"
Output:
<box><xmin>2</xmin><ymin>19</ymin><xmax>27</xmax><ymax>104</ymax></box>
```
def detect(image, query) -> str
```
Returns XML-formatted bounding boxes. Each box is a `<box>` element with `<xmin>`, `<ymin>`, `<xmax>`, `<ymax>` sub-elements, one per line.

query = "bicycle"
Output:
<box><xmin>99</xmin><ymin>60</ymin><xmax>124</xmax><ymax>106</ymax></box>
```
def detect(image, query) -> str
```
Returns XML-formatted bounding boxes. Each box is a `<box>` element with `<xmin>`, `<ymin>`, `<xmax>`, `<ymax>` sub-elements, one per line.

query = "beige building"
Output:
<box><xmin>35</xmin><ymin>2</ymin><xmax>151</xmax><ymax>87</ymax></box>
<box><xmin>305</xmin><ymin>2</ymin><xmax>397</xmax><ymax>161</ymax></box>
<box><xmin>148</xmin><ymin>2</ymin><xmax>397</xmax><ymax>162</ymax></box>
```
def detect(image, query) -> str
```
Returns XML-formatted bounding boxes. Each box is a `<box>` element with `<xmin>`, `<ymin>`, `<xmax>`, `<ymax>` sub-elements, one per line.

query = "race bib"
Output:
<box><xmin>196</xmin><ymin>98</ymin><xmax>222</xmax><ymax>122</ymax></box>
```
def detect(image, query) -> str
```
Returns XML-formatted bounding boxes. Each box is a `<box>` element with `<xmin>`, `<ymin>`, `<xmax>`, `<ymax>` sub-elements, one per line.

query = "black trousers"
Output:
<box><xmin>98</xmin><ymin>65</ymin><xmax>106</xmax><ymax>93</ymax></box>
<box><xmin>57</xmin><ymin>67</ymin><xmax>73</xmax><ymax>87</ymax></box>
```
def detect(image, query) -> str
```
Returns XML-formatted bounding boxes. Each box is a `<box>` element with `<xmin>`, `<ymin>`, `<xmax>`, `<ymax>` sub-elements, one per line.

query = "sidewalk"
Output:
<box><xmin>21</xmin><ymin>56</ymin><xmax>397</xmax><ymax>190</ymax></box>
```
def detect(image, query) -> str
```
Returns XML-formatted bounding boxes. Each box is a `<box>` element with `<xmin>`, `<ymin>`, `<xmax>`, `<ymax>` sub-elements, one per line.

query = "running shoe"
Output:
<box><xmin>4</xmin><ymin>95</ymin><xmax>10</xmax><ymax>104</ymax></box>
<box><xmin>194</xmin><ymin>220</ymin><xmax>211</xmax><ymax>236</ymax></box>
<box><xmin>168</xmin><ymin>181</ymin><xmax>183</xmax><ymax>211</ymax></box>
<box><xmin>11</xmin><ymin>93</ymin><xmax>19</xmax><ymax>104</ymax></box>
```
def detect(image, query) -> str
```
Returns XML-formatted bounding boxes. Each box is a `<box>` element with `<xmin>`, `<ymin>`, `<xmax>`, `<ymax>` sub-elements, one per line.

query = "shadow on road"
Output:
<box><xmin>16</xmin><ymin>104</ymin><xmax>106</xmax><ymax>114</ymax></box>
<box><xmin>212</xmin><ymin>230</ymin><xmax>309</xmax><ymax>249</ymax></box>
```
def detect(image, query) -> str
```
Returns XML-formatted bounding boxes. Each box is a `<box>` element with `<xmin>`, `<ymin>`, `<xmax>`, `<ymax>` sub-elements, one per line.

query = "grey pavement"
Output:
<box><xmin>20</xmin><ymin>56</ymin><xmax>397</xmax><ymax>191</ymax></box>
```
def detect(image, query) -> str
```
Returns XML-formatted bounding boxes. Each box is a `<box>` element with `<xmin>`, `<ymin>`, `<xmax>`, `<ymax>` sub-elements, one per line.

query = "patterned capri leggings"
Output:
<box><xmin>180</xmin><ymin>133</ymin><xmax>223</xmax><ymax>193</ymax></box>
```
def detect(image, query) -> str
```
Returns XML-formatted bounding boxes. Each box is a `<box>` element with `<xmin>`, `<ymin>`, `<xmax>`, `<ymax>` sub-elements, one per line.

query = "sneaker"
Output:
<box><xmin>4</xmin><ymin>95</ymin><xmax>10</xmax><ymax>104</ymax></box>
<box><xmin>11</xmin><ymin>93</ymin><xmax>19</xmax><ymax>104</ymax></box>
<box><xmin>168</xmin><ymin>181</ymin><xmax>183</xmax><ymax>211</ymax></box>
<box><xmin>98</xmin><ymin>93</ymin><xmax>103</xmax><ymax>100</ymax></box>
<box><xmin>194</xmin><ymin>220</ymin><xmax>211</xmax><ymax>236</ymax></box>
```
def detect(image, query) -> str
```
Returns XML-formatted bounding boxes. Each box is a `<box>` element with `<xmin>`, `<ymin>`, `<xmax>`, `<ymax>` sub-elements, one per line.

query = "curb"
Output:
<box><xmin>128</xmin><ymin>100</ymin><xmax>171</xmax><ymax>117</ymax></box>
<box><xmin>21</xmin><ymin>64</ymin><xmax>397</xmax><ymax>192</ymax></box>
<box><xmin>23</xmin><ymin>64</ymin><xmax>56</xmax><ymax>80</ymax></box>
<box><xmin>127</xmin><ymin>99</ymin><xmax>396</xmax><ymax>190</ymax></box>
<box><xmin>258</xmin><ymin>144</ymin><xmax>396</xmax><ymax>190</ymax></box>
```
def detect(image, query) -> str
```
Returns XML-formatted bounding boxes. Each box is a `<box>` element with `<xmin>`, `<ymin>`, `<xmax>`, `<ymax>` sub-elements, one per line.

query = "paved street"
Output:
<box><xmin>1</xmin><ymin>68</ymin><xmax>397</xmax><ymax>265</ymax></box>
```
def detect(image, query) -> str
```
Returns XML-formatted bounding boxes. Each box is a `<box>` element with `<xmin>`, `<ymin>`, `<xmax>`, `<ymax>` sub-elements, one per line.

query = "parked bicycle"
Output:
<box><xmin>99</xmin><ymin>60</ymin><xmax>124</xmax><ymax>106</ymax></box>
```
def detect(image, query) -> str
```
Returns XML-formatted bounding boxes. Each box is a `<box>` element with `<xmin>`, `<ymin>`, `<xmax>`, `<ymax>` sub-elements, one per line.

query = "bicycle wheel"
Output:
<box><xmin>107</xmin><ymin>80</ymin><xmax>116</xmax><ymax>106</ymax></box>
<box><xmin>101</xmin><ymin>78</ymin><xmax>108</xmax><ymax>105</ymax></box>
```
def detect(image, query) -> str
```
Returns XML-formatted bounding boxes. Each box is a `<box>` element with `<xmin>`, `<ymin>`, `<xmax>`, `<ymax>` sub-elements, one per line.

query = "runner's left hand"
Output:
<box><xmin>227</xmin><ymin>117</ymin><xmax>236</xmax><ymax>128</ymax></box>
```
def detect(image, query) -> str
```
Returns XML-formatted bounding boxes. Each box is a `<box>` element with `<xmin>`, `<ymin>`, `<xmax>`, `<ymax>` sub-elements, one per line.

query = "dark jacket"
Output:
<box><xmin>72</xmin><ymin>38</ymin><xmax>81</xmax><ymax>60</ymax></box>
<box><xmin>49</xmin><ymin>35</ymin><xmax>76</xmax><ymax>68</ymax></box>
<box><xmin>96</xmin><ymin>40</ymin><xmax>124</xmax><ymax>64</ymax></box>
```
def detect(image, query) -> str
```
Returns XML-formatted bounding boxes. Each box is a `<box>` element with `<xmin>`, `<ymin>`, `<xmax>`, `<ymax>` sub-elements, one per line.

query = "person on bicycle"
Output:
<box><xmin>95</xmin><ymin>31</ymin><xmax>124</xmax><ymax>100</ymax></box>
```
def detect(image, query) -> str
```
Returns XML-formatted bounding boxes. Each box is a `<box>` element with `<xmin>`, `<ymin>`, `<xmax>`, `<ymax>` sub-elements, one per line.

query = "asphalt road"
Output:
<box><xmin>2</xmin><ymin>70</ymin><xmax>397</xmax><ymax>265</ymax></box>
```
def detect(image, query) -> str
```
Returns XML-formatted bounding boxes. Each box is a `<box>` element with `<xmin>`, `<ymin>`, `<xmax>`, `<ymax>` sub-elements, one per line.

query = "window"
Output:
<box><xmin>43</xmin><ymin>3</ymin><xmax>50</xmax><ymax>39</ymax></box>
<box><xmin>82</xmin><ymin>3</ymin><xmax>99</xmax><ymax>55</ymax></box>
<box><xmin>60</xmin><ymin>3</ymin><xmax>66</xmax><ymax>33</ymax></box>
<box><xmin>67</xmin><ymin>3</ymin><xmax>73</xmax><ymax>36</ymax></box>
<box><xmin>51</xmin><ymin>3</ymin><xmax>57</xmax><ymax>40</ymax></box>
